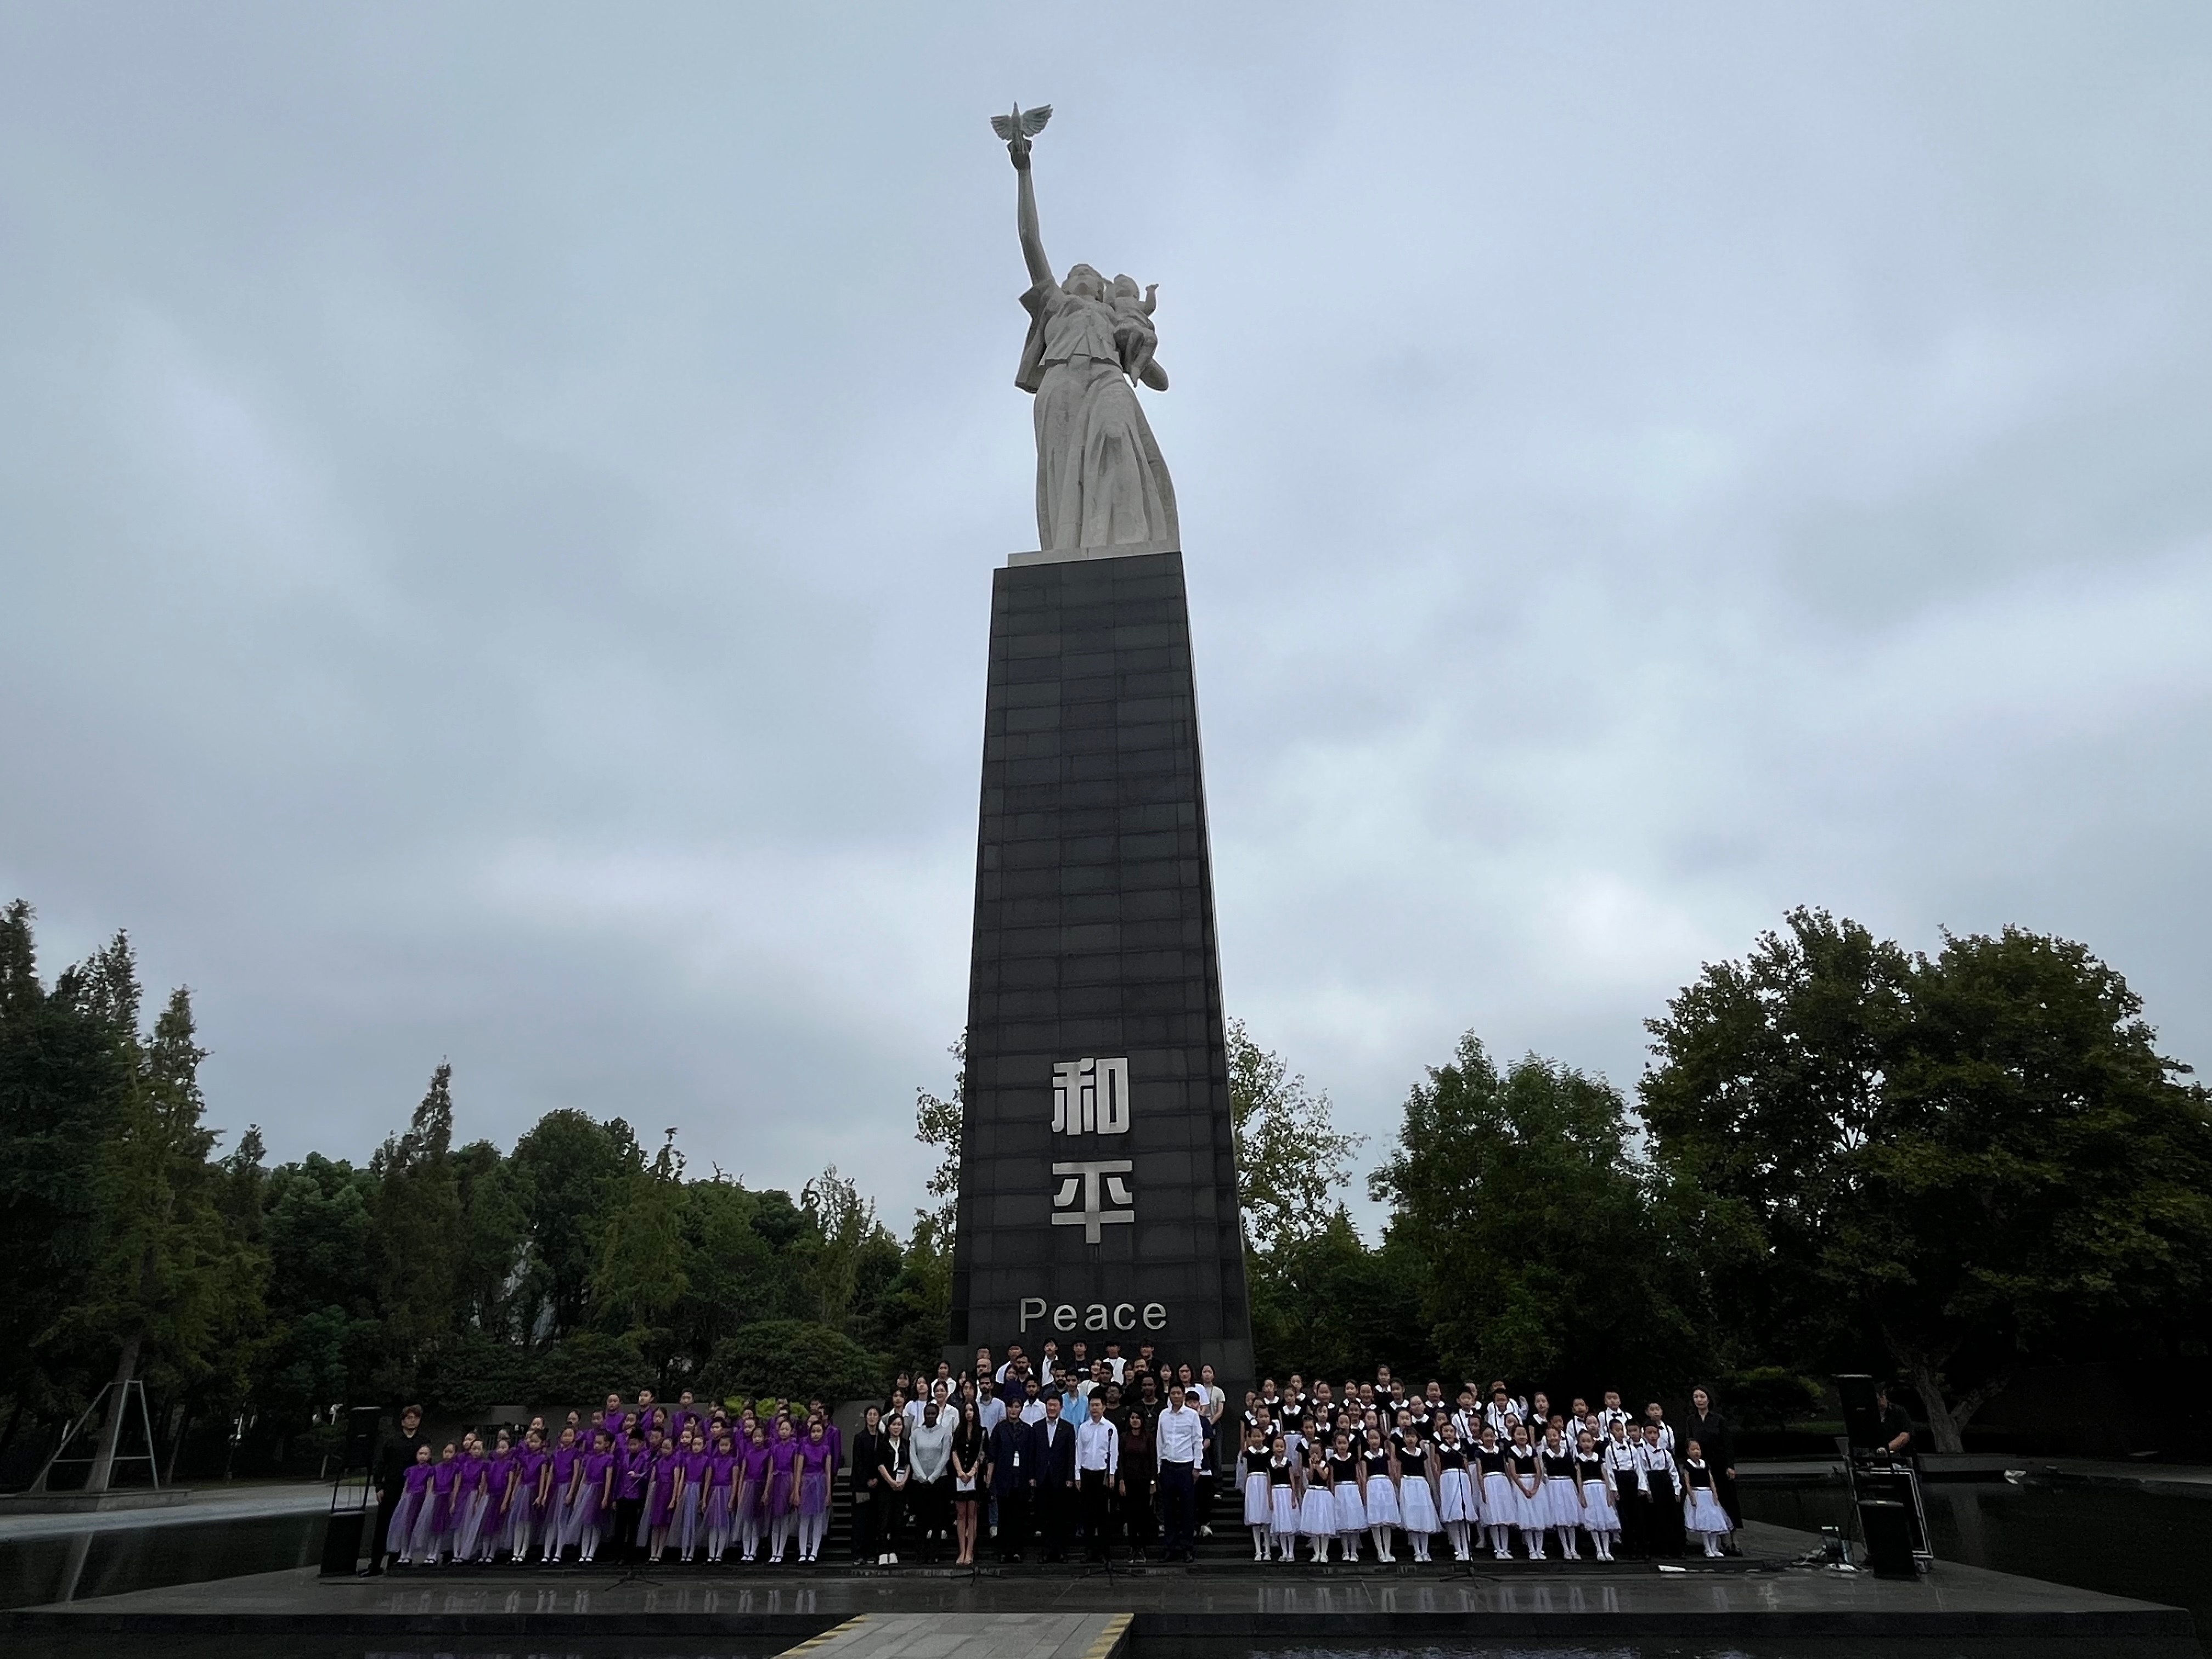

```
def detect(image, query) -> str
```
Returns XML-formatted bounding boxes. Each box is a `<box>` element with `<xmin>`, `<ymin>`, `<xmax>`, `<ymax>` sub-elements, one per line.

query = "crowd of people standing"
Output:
<box><xmin>850</xmin><ymin>1340</ymin><xmax>1746</xmax><ymax>1567</ymax></box>
<box><xmin>364</xmin><ymin>1342</ymin><xmax>1749</xmax><ymax>1572</ymax></box>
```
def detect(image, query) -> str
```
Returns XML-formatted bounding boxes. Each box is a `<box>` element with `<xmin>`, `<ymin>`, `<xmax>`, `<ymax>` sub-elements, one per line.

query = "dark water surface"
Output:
<box><xmin>1739</xmin><ymin>1476</ymin><xmax>2212</xmax><ymax>1629</ymax></box>
<box><xmin>0</xmin><ymin>1508</ymin><xmax>325</xmax><ymax>1609</ymax></box>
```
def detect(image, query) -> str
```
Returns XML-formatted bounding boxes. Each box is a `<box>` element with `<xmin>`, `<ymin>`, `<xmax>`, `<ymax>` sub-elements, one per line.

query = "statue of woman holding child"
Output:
<box><xmin>996</xmin><ymin>105</ymin><xmax>1179</xmax><ymax>553</ymax></box>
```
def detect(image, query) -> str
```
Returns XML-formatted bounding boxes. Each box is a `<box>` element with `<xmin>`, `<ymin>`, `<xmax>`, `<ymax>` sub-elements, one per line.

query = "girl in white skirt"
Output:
<box><xmin>1329</xmin><ymin>1433</ymin><xmax>1367</xmax><ymax>1561</ymax></box>
<box><xmin>1474</xmin><ymin>1427</ymin><xmax>1516</xmax><ymax>1559</ymax></box>
<box><xmin>1435</xmin><ymin>1422</ymin><xmax>1477</xmax><ymax>1561</ymax></box>
<box><xmin>1396</xmin><ymin>1422</ymin><xmax>1442</xmax><ymax>1562</ymax></box>
<box><xmin>1575</xmin><ymin>1429</ymin><xmax>1619</xmax><ymax>1560</ymax></box>
<box><xmin>1539</xmin><ymin>1428</ymin><xmax>1583</xmax><ymax>1559</ymax></box>
<box><xmin>1506</xmin><ymin>1426</ymin><xmax>1548</xmax><ymax>1559</ymax></box>
<box><xmin>1240</xmin><ymin>1429</ymin><xmax>1273</xmax><ymax>1560</ymax></box>
<box><xmin>1299</xmin><ymin>1446</ymin><xmax>1338</xmax><ymax>1561</ymax></box>
<box><xmin>1266</xmin><ymin>1436</ymin><xmax>1300</xmax><ymax>1561</ymax></box>
<box><xmin>1358</xmin><ymin>1428</ymin><xmax>1401</xmax><ymax>1562</ymax></box>
<box><xmin>1682</xmin><ymin>1440</ymin><xmax>1733</xmax><ymax>1557</ymax></box>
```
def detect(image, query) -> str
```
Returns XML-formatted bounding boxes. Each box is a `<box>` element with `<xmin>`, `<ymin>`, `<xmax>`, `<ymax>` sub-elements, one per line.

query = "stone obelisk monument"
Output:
<box><xmin>946</xmin><ymin>106</ymin><xmax>1253</xmax><ymax>1387</ymax></box>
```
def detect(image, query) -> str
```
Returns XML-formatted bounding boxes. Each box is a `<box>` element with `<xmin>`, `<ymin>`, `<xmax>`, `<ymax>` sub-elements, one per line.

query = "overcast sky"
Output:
<box><xmin>3</xmin><ymin>3</ymin><xmax>2208</xmax><ymax>1229</ymax></box>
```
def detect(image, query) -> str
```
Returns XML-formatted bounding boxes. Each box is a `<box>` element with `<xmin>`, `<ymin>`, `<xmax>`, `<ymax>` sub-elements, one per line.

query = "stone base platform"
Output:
<box><xmin>0</xmin><ymin>1523</ymin><xmax>2194</xmax><ymax>1655</ymax></box>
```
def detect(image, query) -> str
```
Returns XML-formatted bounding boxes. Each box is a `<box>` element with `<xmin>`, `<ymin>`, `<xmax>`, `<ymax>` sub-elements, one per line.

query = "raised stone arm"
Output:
<box><xmin>1012</xmin><ymin>140</ymin><xmax>1053</xmax><ymax>290</ymax></box>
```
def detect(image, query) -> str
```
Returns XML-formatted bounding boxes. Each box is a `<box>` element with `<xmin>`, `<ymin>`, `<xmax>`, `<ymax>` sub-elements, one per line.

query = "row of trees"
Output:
<box><xmin>6</xmin><ymin>895</ymin><xmax>2208</xmax><ymax>1475</ymax></box>
<box><xmin>1230</xmin><ymin>910</ymin><xmax>2212</xmax><ymax>1452</ymax></box>
<box><xmin>0</xmin><ymin>901</ymin><xmax>941</xmax><ymax>1478</ymax></box>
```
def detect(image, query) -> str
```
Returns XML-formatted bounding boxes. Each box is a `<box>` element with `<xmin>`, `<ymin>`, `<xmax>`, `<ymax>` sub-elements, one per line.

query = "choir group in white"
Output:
<box><xmin>1233</xmin><ymin>1380</ymin><xmax>1735</xmax><ymax>1564</ymax></box>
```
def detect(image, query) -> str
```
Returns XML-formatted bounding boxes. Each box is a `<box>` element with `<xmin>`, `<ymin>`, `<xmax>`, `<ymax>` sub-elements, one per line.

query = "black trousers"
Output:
<box><xmin>1036</xmin><ymin>1481</ymin><xmax>1073</xmax><ymax>1559</ymax></box>
<box><xmin>1646</xmin><ymin>1482</ymin><xmax>1684</xmax><ymax>1556</ymax></box>
<box><xmin>1159</xmin><ymin>1462</ymin><xmax>1197</xmax><ymax>1559</ymax></box>
<box><xmin>849</xmin><ymin>1492</ymin><xmax>876</xmax><ymax>1560</ymax></box>
<box><xmin>995</xmin><ymin>1487</ymin><xmax>1030</xmax><ymax>1560</ymax></box>
<box><xmin>370</xmin><ymin>1480</ymin><xmax>405</xmax><ymax>1570</ymax></box>
<box><xmin>613</xmin><ymin>1497</ymin><xmax>645</xmax><ymax>1561</ymax></box>
<box><xmin>1081</xmin><ymin>1469</ymin><xmax>1114</xmax><ymax>1558</ymax></box>
<box><xmin>1121</xmin><ymin>1473</ymin><xmax>1156</xmax><ymax>1553</ymax></box>
<box><xmin>1617</xmin><ymin>1488</ymin><xmax>1649</xmax><ymax>1558</ymax></box>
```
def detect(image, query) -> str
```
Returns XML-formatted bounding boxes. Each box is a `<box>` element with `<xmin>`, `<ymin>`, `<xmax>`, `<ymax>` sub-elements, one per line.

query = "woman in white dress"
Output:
<box><xmin>1682</xmin><ymin>1439</ymin><xmax>1734</xmax><ymax>1558</ymax></box>
<box><xmin>1358</xmin><ymin>1427</ymin><xmax>1402</xmax><ymax>1564</ymax></box>
<box><xmin>1539</xmin><ymin>1427</ymin><xmax>1583</xmax><ymax>1559</ymax></box>
<box><xmin>1576</xmin><ymin>1429</ymin><xmax>1620</xmax><ymax>1561</ymax></box>
<box><xmin>1239</xmin><ymin>1429</ymin><xmax>1273</xmax><ymax>1560</ymax></box>
<box><xmin>1506</xmin><ymin>1425</ymin><xmax>1548</xmax><ymax>1559</ymax></box>
<box><xmin>1474</xmin><ymin>1426</ymin><xmax>1516</xmax><ymax>1559</ymax></box>
<box><xmin>1298</xmin><ymin>1446</ymin><xmax>1338</xmax><ymax>1562</ymax></box>
<box><xmin>1395</xmin><ymin>1423</ymin><xmax>1442</xmax><ymax>1562</ymax></box>
<box><xmin>1328</xmin><ymin>1433</ymin><xmax>1367</xmax><ymax>1562</ymax></box>
<box><xmin>1434</xmin><ymin>1421</ymin><xmax>1477</xmax><ymax>1561</ymax></box>
<box><xmin>1266</xmin><ymin>1435</ymin><xmax>1300</xmax><ymax>1561</ymax></box>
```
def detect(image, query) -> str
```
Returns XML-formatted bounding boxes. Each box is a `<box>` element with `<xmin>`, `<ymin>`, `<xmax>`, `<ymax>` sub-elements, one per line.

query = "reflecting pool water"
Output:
<box><xmin>1739</xmin><ymin>1476</ymin><xmax>2212</xmax><ymax>1630</ymax></box>
<box><xmin>0</xmin><ymin>1509</ymin><xmax>324</xmax><ymax>1609</ymax></box>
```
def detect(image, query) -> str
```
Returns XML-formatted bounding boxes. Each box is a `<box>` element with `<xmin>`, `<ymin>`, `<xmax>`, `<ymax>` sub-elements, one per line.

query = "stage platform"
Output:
<box><xmin>0</xmin><ymin>1520</ymin><xmax>2194</xmax><ymax>1655</ymax></box>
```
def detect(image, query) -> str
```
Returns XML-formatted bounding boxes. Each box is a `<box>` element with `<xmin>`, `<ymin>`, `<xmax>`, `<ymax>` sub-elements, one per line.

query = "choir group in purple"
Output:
<box><xmin>377</xmin><ymin>1390</ymin><xmax>844</xmax><ymax>1568</ymax></box>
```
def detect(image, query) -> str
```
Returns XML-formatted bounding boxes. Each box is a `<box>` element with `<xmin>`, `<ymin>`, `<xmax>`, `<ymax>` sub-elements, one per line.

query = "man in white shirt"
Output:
<box><xmin>1019</xmin><ymin>1377</ymin><xmax>1050</xmax><ymax>1426</ymax></box>
<box><xmin>1154</xmin><ymin>1383</ymin><xmax>1204</xmax><ymax>1562</ymax></box>
<box><xmin>1075</xmin><ymin>1393</ymin><xmax>1120</xmax><ymax>1561</ymax></box>
<box><xmin>1102</xmin><ymin>1342</ymin><xmax>1126</xmax><ymax>1384</ymax></box>
<box><xmin>996</xmin><ymin>1344</ymin><xmax>1028</xmax><ymax>1387</ymax></box>
<box><xmin>978</xmin><ymin>1379</ymin><xmax>1007</xmax><ymax>1434</ymax></box>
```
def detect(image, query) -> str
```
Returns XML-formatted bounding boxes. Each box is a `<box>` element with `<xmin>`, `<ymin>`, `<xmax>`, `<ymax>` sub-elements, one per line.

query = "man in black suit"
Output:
<box><xmin>984</xmin><ymin>1404</ymin><xmax>1036</xmax><ymax>1562</ymax></box>
<box><xmin>1030</xmin><ymin>1393</ymin><xmax>1078</xmax><ymax>1562</ymax></box>
<box><xmin>366</xmin><ymin>1404</ymin><xmax>425</xmax><ymax>1574</ymax></box>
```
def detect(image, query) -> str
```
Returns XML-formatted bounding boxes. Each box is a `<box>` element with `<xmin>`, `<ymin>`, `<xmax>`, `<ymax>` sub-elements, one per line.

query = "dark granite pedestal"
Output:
<box><xmin>947</xmin><ymin>546</ymin><xmax>1253</xmax><ymax>1387</ymax></box>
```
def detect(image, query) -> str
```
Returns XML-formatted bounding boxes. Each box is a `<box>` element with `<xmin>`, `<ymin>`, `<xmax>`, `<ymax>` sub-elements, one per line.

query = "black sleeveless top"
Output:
<box><xmin>1508</xmin><ymin>1448</ymin><xmax>1539</xmax><ymax>1480</ymax></box>
<box><xmin>1475</xmin><ymin>1446</ymin><xmax>1508</xmax><ymax>1475</ymax></box>
<box><xmin>1685</xmin><ymin>1460</ymin><xmax>1713</xmax><ymax>1491</ymax></box>
<box><xmin>1541</xmin><ymin>1449</ymin><xmax>1575</xmax><ymax>1479</ymax></box>
<box><xmin>1363</xmin><ymin>1450</ymin><xmax>1392</xmax><ymax>1478</ymax></box>
<box><xmin>1437</xmin><ymin>1444</ymin><xmax>1466</xmax><ymax>1470</ymax></box>
<box><xmin>1328</xmin><ymin>1453</ymin><xmax>1357</xmax><ymax>1484</ymax></box>
<box><xmin>1268</xmin><ymin>1457</ymin><xmax>1293</xmax><ymax>1487</ymax></box>
<box><xmin>1575</xmin><ymin>1452</ymin><xmax>1604</xmax><ymax>1483</ymax></box>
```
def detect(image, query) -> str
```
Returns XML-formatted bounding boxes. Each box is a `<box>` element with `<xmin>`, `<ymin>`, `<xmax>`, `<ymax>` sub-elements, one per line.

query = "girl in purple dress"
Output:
<box><xmin>548</xmin><ymin>1426</ymin><xmax>582</xmax><ymax>1561</ymax></box>
<box><xmin>678</xmin><ymin>1429</ymin><xmax>712</xmax><ymax>1561</ymax></box>
<box><xmin>575</xmin><ymin>1430</ymin><xmax>616</xmax><ymax>1562</ymax></box>
<box><xmin>478</xmin><ymin>1433</ymin><xmax>514</xmax><ymax>1561</ymax></box>
<box><xmin>737</xmin><ymin>1424</ymin><xmax>771</xmax><ymax>1562</ymax></box>
<box><xmin>387</xmin><ymin>1444</ymin><xmax>433</xmax><ymax>1564</ymax></box>
<box><xmin>765</xmin><ymin>1417</ymin><xmax>802</xmax><ymax>1564</ymax></box>
<box><xmin>510</xmin><ymin>1429</ymin><xmax>546</xmax><ymax>1560</ymax></box>
<box><xmin>795</xmin><ymin>1417</ymin><xmax>835</xmax><ymax>1562</ymax></box>
<box><xmin>705</xmin><ymin>1432</ymin><xmax>738</xmax><ymax>1563</ymax></box>
<box><xmin>414</xmin><ymin>1442</ymin><xmax>461</xmax><ymax>1563</ymax></box>
<box><xmin>450</xmin><ymin>1437</ymin><xmax>487</xmax><ymax>1560</ymax></box>
<box><xmin>644</xmin><ymin>1432</ymin><xmax>680</xmax><ymax>1562</ymax></box>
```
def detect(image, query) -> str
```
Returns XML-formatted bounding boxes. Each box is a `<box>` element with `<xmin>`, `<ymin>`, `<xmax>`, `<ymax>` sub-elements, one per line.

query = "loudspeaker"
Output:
<box><xmin>342</xmin><ymin>1407</ymin><xmax>382</xmax><ymax>1470</ymax></box>
<box><xmin>1858</xmin><ymin>1498</ymin><xmax>1916</xmax><ymax>1578</ymax></box>
<box><xmin>1836</xmin><ymin>1374</ymin><xmax>1883</xmax><ymax>1452</ymax></box>
<box><xmin>320</xmin><ymin>1509</ymin><xmax>368</xmax><ymax>1576</ymax></box>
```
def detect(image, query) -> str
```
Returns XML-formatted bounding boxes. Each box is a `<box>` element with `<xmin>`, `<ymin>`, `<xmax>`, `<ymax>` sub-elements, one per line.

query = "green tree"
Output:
<box><xmin>368</xmin><ymin>1064</ymin><xmax>466</xmax><ymax>1394</ymax></box>
<box><xmin>698</xmin><ymin>1318</ymin><xmax>885</xmax><ymax>1404</ymax></box>
<box><xmin>1249</xmin><ymin>1211</ymin><xmax>1435</xmax><ymax>1383</ymax></box>
<box><xmin>590</xmin><ymin>1130</ymin><xmax>690</xmax><ymax>1378</ymax></box>
<box><xmin>453</xmin><ymin>1140</ymin><xmax>526</xmax><ymax>1338</ymax></box>
<box><xmin>62</xmin><ymin>983</ymin><xmax>267</xmax><ymax>1487</ymax></box>
<box><xmin>1229</xmin><ymin>1020</ymin><xmax>1365</xmax><ymax>1256</ymax></box>
<box><xmin>1644</xmin><ymin>912</ymin><xmax>2212</xmax><ymax>1450</ymax></box>
<box><xmin>1373</xmin><ymin>1032</ymin><xmax>1709</xmax><ymax>1397</ymax></box>
<box><xmin>0</xmin><ymin>906</ymin><xmax>133</xmax><ymax>1436</ymax></box>
<box><xmin>507</xmin><ymin>1109</ymin><xmax>640</xmax><ymax>1341</ymax></box>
